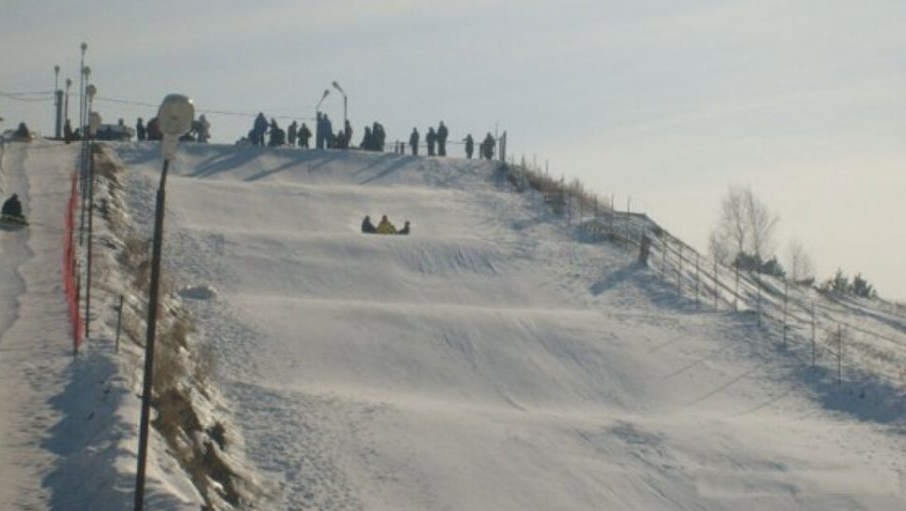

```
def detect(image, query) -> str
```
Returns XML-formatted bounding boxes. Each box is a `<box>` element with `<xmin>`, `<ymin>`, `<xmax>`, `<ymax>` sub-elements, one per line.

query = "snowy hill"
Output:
<box><xmin>2</xmin><ymin>139</ymin><xmax>905</xmax><ymax>509</ymax></box>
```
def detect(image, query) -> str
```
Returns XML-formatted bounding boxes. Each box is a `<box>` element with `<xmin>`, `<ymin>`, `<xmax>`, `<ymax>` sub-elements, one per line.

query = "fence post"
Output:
<box><xmin>661</xmin><ymin>237</ymin><xmax>668</xmax><ymax>277</ymax></box>
<box><xmin>624</xmin><ymin>197</ymin><xmax>630</xmax><ymax>244</ymax></box>
<box><xmin>811</xmin><ymin>302</ymin><xmax>816</xmax><ymax>366</ymax></box>
<box><xmin>756</xmin><ymin>272</ymin><xmax>762</xmax><ymax>327</ymax></box>
<box><xmin>734</xmin><ymin>264</ymin><xmax>740</xmax><ymax>312</ymax></box>
<box><xmin>714</xmin><ymin>259</ymin><xmax>719</xmax><ymax>310</ymax></box>
<box><xmin>676</xmin><ymin>244</ymin><xmax>683</xmax><ymax>297</ymax></box>
<box><xmin>837</xmin><ymin>324</ymin><xmax>843</xmax><ymax>384</ymax></box>
<box><xmin>115</xmin><ymin>295</ymin><xmax>124</xmax><ymax>353</ymax></box>
<box><xmin>782</xmin><ymin>279</ymin><xmax>788</xmax><ymax>346</ymax></box>
<box><xmin>695</xmin><ymin>254</ymin><xmax>700</xmax><ymax>306</ymax></box>
<box><xmin>638</xmin><ymin>229</ymin><xmax>650</xmax><ymax>265</ymax></box>
<box><xmin>609</xmin><ymin>195</ymin><xmax>614</xmax><ymax>237</ymax></box>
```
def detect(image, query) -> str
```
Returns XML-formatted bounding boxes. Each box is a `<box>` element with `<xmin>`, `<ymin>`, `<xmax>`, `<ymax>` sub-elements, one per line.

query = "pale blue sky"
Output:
<box><xmin>3</xmin><ymin>0</ymin><xmax>905</xmax><ymax>299</ymax></box>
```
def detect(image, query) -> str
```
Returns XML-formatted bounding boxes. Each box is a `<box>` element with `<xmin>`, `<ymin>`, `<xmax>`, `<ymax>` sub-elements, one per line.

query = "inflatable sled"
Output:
<box><xmin>0</xmin><ymin>214</ymin><xmax>29</xmax><ymax>229</ymax></box>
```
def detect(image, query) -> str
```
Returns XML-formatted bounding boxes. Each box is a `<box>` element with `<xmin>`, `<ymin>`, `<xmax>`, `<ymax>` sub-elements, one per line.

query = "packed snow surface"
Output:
<box><xmin>1</xmin><ymin>138</ymin><xmax>904</xmax><ymax>510</ymax></box>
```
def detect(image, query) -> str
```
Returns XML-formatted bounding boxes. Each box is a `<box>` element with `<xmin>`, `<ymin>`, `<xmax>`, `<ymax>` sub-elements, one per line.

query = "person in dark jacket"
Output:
<box><xmin>426</xmin><ymin>127</ymin><xmax>437</xmax><ymax>156</ymax></box>
<box><xmin>360</xmin><ymin>127</ymin><xmax>373</xmax><ymax>150</ymax></box>
<box><xmin>361</xmin><ymin>215</ymin><xmax>376</xmax><ymax>233</ymax></box>
<box><xmin>372</xmin><ymin>122</ymin><xmax>386</xmax><ymax>152</ymax></box>
<box><xmin>253</xmin><ymin>113</ymin><xmax>268</xmax><ymax>146</ymax></box>
<box><xmin>135</xmin><ymin>118</ymin><xmax>146</xmax><ymax>141</ymax></box>
<box><xmin>398</xmin><ymin>220</ymin><xmax>411</xmax><ymax>235</ymax></box>
<box><xmin>298</xmin><ymin>123</ymin><xmax>312</xmax><ymax>148</ymax></box>
<box><xmin>436</xmin><ymin>121</ymin><xmax>448</xmax><ymax>156</ymax></box>
<box><xmin>64</xmin><ymin>119</ymin><xmax>75</xmax><ymax>144</ymax></box>
<box><xmin>409</xmin><ymin>128</ymin><xmax>420</xmax><ymax>156</ymax></box>
<box><xmin>13</xmin><ymin>123</ymin><xmax>31</xmax><ymax>139</ymax></box>
<box><xmin>343</xmin><ymin>120</ymin><xmax>353</xmax><ymax>149</ymax></box>
<box><xmin>1</xmin><ymin>194</ymin><xmax>24</xmax><ymax>219</ymax></box>
<box><xmin>463</xmin><ymin>134</ymin><xmax>474</xmax><ymax>159</ymax></box>
<box><xmin>287</xmin><ymin>121</ymin><xmax>298</xmax><ymax>148</ymax></box>
<box><xmin>481</xmin><ymin>132</ymin><xmax>495</xmax><ymax>160</ymax></box>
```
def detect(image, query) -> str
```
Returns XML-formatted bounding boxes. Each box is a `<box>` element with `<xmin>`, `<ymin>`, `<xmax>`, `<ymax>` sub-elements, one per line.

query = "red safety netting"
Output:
<box><xmin>63</xmin><ymin>170</ymin><xmax>83</xmax><ymax>352</ymax></box>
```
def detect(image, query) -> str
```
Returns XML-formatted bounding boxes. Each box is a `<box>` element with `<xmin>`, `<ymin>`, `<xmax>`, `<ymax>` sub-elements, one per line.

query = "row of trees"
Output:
<box><xmin>708</xmin><ymin>185</ymin><xmax>877</xmax><ymax>298</ymax></box>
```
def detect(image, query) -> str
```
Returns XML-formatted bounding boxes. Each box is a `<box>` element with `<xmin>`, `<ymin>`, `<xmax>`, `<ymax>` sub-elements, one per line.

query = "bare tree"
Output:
<box><xmin>709</xmin><ymin>186</ymin><xmax>779</xmax><ymax>268</ymax></box>
<box><xmin>786</xmin><ymin>238</ymin><xmax>815</xmax><ymax>282</ymax></box>
<box><xmin>744</xmin><ymin>188</ymin><xmax>779</xmax><ymax>263</ymax></box>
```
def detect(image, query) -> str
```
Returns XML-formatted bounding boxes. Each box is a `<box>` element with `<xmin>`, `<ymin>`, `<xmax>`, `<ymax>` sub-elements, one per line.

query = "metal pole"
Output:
<box><xmin>115</xmin><ymin>295</ymin><xmax>124</xmax><ymax>354</ymax></box>
<box><xmin>782</xmin><ymin>279</ymin><xmax>788</xmax><ymax>345</ymax></box>
<box><xmin>54</xmin><ymin>65</ymin><xmax>62</xmax><ymax>139</ymax></box>
<box><xmin>695</xmin><ymin>254</ymin><xmax>700</xmax><ymax>306</ymax></box>
<box><xmin>714</xmin><ymin>257</ymin><xmax>720</xmax><ymax>310</ymax></box>
<box><xmin>78</xmin><ymin>43</ymin><xmax>86</xmax><ymax>140</ymax></box>
<box><xmin>811</xmin><ymin>302</ymin><xmax>816</xmax><ymax>365</ymax></box>
<box><xmin>837</xmin><ymin>324</ymin><xmax>842</xmax><ymax>384</ymax></box>
<box><xmin>64</xmin><ymin>78</ymin><xmax>72</xmax><ymax>127</ymax></box>
<box><xmin>135</xmin><ymin>159</ymin><xmax>169</xmax><ymax>511</ymax></box>
<box><xmin>79</xmin><ymin>71</ymin><xmax>92</xmax><ymax>246</ymax></box>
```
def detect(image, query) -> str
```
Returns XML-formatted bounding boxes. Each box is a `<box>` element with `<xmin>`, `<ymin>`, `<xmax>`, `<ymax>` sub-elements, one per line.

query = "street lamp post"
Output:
<box><xmin>134</xmin><ymin>94</ymin><xmax>195</xmax><ymax>511</ymax></box>
<box><xmin>78</xmin><ymin>43</ymin><xmax>87</xmax><ymax>142</ymax></box>
<box><xmin>332</xmin><ymin>81</ymin><xmax>347</xmax><ymax>127</ymax></box>
<box><xmin>64</xmin><ymin>78</ymin><xmax>73</xmax><ymax>127</ymax></box>
<box><xmin>79</xmin><ymin>73</ymin><xmax>92</xmax><ymax>246</ymax></box>
<box><xmin>54</xmin><ymin>66</ymin><xmax>62</xmax><ymax>139</ymax></box>
<box><xmin>316</xmin><ymin>88</ymin><xmax>330</xmax><ymax>114</ymax></box>
<box><xmin>84</xmin><ymin>87</ymin><xmax>100</xmax><ymax>341</ymax></box>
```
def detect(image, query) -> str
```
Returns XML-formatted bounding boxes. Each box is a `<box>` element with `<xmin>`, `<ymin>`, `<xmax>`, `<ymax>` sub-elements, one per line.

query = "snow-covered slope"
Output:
<box><xmin>110</xmin><ymin>142</ymin><xmax>906</xmax><ymax>510</ymax></box>
<box><xmin>2</xmin><ymin>138</ymin><xmax>904</xmax><ymax>510</ymax></box>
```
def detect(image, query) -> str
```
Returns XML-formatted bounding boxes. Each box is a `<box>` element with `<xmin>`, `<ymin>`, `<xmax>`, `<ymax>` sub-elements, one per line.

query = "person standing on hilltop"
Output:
<box><xmin>409</xmin><ymin>128</ymin><xmax>420</xmax><ymax>156</ymax></box>
<box><xmin>437</xmin><ymin>121</ymin><xmax>449</xmax><ymax>156</ymax></box>
<box><xmin>298</xmin><ymin>122</ymin><xmax>312</xmax><ymax>148</ymax></box>
<box><xmin>426</xmin><ymin>127</ymin><xmax>437</xmax><ymax>156</ymax></box>
<box><xmin>135</xmin><ymin>118</ymin><xmax>146</xmax><ymax>141</ymax></box>
<box><xmin>463</xmin><ymin>134</ymin><xmax>474</xmax><ymax>159</ymax></box>
<box><xmin>287</xmin><ymin>120</ymin><xmax>298</xmax><ymax>148</ymax></box>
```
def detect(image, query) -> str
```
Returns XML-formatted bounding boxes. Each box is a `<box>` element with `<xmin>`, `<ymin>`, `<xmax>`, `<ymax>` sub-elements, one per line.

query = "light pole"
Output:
<box><xmin>134</xmin><ymin>94</ymin><xmax>194</xmax><ymax>511</ymax></box>
<box><xmin>316</xmin><ymin>88</ymin><xmax>330</xmax><ymax>114</ymax></box>
<box><xmin>79</xmin><ymin>72</ymin><xmax>92</xmax><ymax>245</ymax></box>
<box><xmin>332</xmin><ymin>81</ymin><xmax>347</xmax><ymax>127</ymax></box>
<box><xmin>54</xmin><ymin>65</ymin><xmax>62</xmax><ymax>139</ymax></box>
<box><xmin>84</xmin><ymin>86</ymin><xmax>99</xmax><ymax>342</ymax></box>
<box><xmin>78</xmin><ymin>43</ymin><xmax>87</xmax><ymax>140</ymax></box>
<box><xmin>64</xmin><ymin>78</ymin><xmax>72</xmax><ymax>127</ymax></box>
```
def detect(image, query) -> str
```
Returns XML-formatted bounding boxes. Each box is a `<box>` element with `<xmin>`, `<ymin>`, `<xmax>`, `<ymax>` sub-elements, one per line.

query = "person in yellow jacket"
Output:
<box><xmin>375</xmin><ymin>215</ymin><xmax>397</xmax><ymax>234</ymax></box>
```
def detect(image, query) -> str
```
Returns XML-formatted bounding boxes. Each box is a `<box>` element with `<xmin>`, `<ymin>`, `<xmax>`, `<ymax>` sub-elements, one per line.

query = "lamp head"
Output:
<box><xmin>157</xmin><ymin>94</ymin><xmax>195</xmax><ymax>137</ymax></box>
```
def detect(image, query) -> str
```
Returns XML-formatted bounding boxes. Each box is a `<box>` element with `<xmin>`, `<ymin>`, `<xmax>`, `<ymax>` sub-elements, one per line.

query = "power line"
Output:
<box><xmin>0</xmin><ymin>91</ymin><xmax>55</xmax><ymax>103</ymax></box>
<box><xmin>93</xmin><ymin>95</ymin><xmax>316</xmax><ymax>121</ymax></box>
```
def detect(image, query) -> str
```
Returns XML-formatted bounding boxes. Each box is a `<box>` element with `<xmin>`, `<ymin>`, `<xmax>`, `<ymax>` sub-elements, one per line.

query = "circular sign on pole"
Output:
<box><xmin>157</xmin><ymin>94</ymin><xmax>194</xmax><ymax>137</ymax></box>
<box><xmin>158</xmin><ymin>94</ymin><xmax>194</xmax><ymax>160</ymax></box>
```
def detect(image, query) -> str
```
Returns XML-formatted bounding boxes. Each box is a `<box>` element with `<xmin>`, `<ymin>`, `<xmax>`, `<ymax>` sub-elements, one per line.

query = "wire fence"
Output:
<box><xmin>502</xmin><ymin>162</ymin><xmax>906</xmax><ymax>391</ymax></box>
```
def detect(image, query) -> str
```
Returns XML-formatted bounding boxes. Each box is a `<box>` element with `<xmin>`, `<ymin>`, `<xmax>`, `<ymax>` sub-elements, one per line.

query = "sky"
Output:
<box><xmin>2</xmin><ymin>0</ymin><xmax>905</xmax><ymax>300</ymax></box>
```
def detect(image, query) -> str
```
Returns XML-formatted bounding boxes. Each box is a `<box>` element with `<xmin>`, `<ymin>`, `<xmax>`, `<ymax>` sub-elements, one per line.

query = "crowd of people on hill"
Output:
<box><xmin>24</xmin><ymin>107</ymin><xmax>500</xmax><ymax>161</ymax></box>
